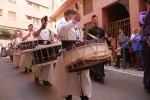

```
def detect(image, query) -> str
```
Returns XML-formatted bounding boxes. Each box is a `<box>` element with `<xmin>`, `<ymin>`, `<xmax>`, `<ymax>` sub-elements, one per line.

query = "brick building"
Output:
<box><xmin>49</xmin><ymin>0</ymin><xmax>147</xmax><ymax>61</ymax></box>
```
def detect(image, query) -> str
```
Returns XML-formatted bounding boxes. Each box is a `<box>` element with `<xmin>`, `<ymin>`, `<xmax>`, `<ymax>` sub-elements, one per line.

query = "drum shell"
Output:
<box><xmin>63</xmin><ymin>39</ymin><xmax>112</xmax><ymax>72</ymax></box>
<box><xmin>20</xmin><ymin>40</ymin><xmax>38</xmax><ymax>51</ymax></box>
<box><xmin>32</xmin><ymin>44</ymin><xmax>61</xmax><ymax>65</ymax></box>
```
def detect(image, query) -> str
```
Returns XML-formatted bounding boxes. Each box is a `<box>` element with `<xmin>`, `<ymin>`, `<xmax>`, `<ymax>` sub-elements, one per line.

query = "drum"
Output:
<box><xmin>12</xmin><ymin>44</ymin><xmax>20</xmax><ymax>53</ymax></box>
<box><xmin>32</xmin><ymin>44</ymin><xmax>61</xmax><ymax>66</ymax></box>
<box><xmin>63</xmin><ymin>39</ymin><xmax>112</xmax><ymax>72</ymax></box>
<box><xmin>20</xmin><ymin>40</ymin><xmax>38</xmax><ymax>51</ymax></box>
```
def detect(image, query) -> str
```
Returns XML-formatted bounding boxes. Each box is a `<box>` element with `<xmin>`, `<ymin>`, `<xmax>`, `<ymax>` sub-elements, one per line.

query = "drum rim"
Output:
<box><xmin>67</xmin><ymin>58</ymin><xmax>110</xmax><ymax>72</ymax></box>
<box><xmin>65</xmin><ymin>39</ymin><xmax>106</xmax><ymax>52</ymax></box>
<box><xmin>32</xmin><ymin>44</ymin><xmax>61</xmax><ymax>50</ymax></box>
<box><xmin>20</xmin><ymin>39</ymin><xmax>38</xmax><ymax>43</ymax></box>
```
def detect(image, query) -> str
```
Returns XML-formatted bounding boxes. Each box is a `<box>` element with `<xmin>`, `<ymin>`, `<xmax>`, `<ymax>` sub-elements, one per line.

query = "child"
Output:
<box><xmin>115</xmin><ymin>43</ymin><xmax>121</xmax><ymax>69</ymax></box>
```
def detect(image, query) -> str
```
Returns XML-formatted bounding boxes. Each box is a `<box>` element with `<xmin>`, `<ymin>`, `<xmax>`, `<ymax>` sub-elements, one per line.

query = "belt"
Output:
<box><xmin>61</xmin><ymin>40</ymin><xmax>81</xmax><ymax>49</ymax></box>
<box><xmin>38</xmin><ymin>40</ymin><xmax>51</xmax><ymax>45</ymax></box>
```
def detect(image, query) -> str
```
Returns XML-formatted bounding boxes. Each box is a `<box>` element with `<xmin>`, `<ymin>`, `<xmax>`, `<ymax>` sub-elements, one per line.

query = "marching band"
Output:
<box><xmin>7</xmin><ymin>2</ymin><xmax>112</xmax><ymax>100</ymax></box>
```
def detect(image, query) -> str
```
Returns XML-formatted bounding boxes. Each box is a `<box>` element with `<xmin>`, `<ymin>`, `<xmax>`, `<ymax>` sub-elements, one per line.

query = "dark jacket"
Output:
<box><xmin>87</xmin><ymin>26</ymin><xmax>105</xmax><ymax>40</ymax></box>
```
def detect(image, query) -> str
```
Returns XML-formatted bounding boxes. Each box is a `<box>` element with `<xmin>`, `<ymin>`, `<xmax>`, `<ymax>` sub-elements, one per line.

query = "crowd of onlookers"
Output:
<box><xmin>113</xmin><ymin>27</ymin><xmax>144</xmax><ymax>71</ymax></box>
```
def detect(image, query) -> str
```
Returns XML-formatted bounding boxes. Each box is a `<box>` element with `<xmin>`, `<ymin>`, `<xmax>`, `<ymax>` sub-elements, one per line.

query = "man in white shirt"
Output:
<box><xmin>19</xmin><ymin>24</ymin><xmax>35</xmax><ymax>72</ymax></box>
<box><xmin>55</xmin><ymin>9</ymin><xmax>91</xmax><ymax>100</ymax></box>
<box><xmin>33</xmin><ymin>16</ymin><xmax>54</xmax><ymax>86</ymax></box>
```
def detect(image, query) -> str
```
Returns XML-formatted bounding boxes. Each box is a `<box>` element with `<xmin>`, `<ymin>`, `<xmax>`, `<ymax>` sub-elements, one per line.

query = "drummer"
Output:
<box><xmin>55</xmin><ymin>8</ymin><xmax>91</xmax><ymax>100</ymax></box>
<box><xmin>12</xmin><ymin>33</ymin><xmax>22</xmax><ymax>67</ymax></box>
<box><xmin>19</xmin><ymin>24</ymin><xmax>35</xmax><ymax>72</ymax></box>
<box><xmin>87</xmin><ymin>15</ymin><xmax>106</xmax><ymax>83</ymax></box>
<box><xmin>33</xmin><ymin>16</ymin><xmax>54</xmax><ymax>86</ymax></box>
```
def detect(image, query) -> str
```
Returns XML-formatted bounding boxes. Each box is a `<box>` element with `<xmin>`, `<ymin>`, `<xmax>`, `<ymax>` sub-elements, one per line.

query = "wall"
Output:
<box><xmin>129</xmin><ymin>0</ymin><xmax>140</xmax><ymax>32</ymax></box>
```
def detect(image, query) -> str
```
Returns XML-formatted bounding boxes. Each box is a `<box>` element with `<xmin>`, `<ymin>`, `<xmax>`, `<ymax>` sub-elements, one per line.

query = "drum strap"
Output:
<box><xmin>38</xmin><ymin>40</ymin><xmax>51</xmax><ymax>45</ymax></box>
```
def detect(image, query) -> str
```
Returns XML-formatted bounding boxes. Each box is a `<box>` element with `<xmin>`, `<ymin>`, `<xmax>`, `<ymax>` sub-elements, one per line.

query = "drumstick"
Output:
<box><xmin>87</xmin><ymin>33</ymin><xmax>105</xmax><ymax>40</ymax></box>
<box><xmin>75</xmin><ymin>1</ymin><xmax>80</xmax><ymax>11</ymax></box>
<box><xmin>87</xmin><ymin>33</ymin><xmax>99</xmax><ymax>39</ymax></box>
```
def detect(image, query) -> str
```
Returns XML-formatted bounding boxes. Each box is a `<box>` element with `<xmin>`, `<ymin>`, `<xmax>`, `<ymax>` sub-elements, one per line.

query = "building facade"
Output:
<box><xmin>0</xmin><ymin>0</ymin><xmax>55</xmax><ymax>46</ymax></box>
<box><xmin>49</xmin><ymin>0</ymin><xmax>147</xmax><ymax>61</ymax></box>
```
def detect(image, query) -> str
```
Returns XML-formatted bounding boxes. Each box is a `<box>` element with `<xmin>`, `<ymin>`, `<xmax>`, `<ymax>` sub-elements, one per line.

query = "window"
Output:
<box><xmin>26</xmin><ymin>16</ymin><xmax>32</xmax><ymax>20</ymax></box>
<box><xmin>83</xmin><ymin>0</ymin><xmax>93</xmax><ymax>15</ymax></box>
<box><xmin>0</xmin><ymin>9</ymin><xmax>2</xmax><ymax>16</ymax></box>
<box><xmin>8</xmin><ymin>11</ymin><xmax>16</xmax><ymax>20</ymax></box>
<box><xmin>33</xmin><ymin>18</ymin><xmax>38</xmax><ymax>25</ymax></box>
<box><xmin>33</xmin><ymin>4</ymin><xmax>39</xmax><ymax>10</ymax></box>
<box><xmin>9</xmin><ymin>0</ymin><xmax>16</xmax><ymax>3</ymax></box>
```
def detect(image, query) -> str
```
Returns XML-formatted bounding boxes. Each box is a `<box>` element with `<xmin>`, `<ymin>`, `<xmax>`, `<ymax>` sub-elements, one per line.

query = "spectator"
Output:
<box><xmin>130</xmin><ymin>27</ymin><xmax>138</xmax><ymax>68</ymax></box>
<box><xmin>133</xmin><ymin>28</ymin><xmax>144</xmax><ymax>71</ymax></box>
<box><xmin>118</xmin><ymin>30</ymin><xmax>130</xmax><ymax>69</ymax></box>
<box><xmin>115</xmin><ymin>43</ymin><xmax>121</xmax><ymax>69</ymax></box>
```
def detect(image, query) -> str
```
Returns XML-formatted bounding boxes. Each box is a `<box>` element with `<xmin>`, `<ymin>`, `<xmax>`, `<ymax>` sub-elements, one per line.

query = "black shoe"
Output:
<box><xmin>25</xmin><ymin>68</ymin><xmax>28</xmax><ymax>73</ymax></box>
<box><xmin>144</xmin><ymin>86</ymin><xmax>150</xmax><ymax>92</ymax></box>
<box><xmin>80</xmin><ymin>96</ymin><xmax>89</xmax><ymax>100</ymax></box>
<box><xmin>99</xmin><ymin>77</ymin><xmax>104</xmax><ymax>83</ymax></box>
<box><xmin>35</xmin><ymin>76</ymin><xmax>39</xmax><ymax>82</ymax></box>
<box><xmin>29</xmin><ymin>69</ymin><xmax>32</xmax><ymax>72</ymax></box>
<box><xmin>65</xmin><ymin>95</ymin><xmax>72</xmax><ymax>100</ymax></box>
<box><xmin>43</xmin><ymin>81</ymin><xmax>52</xmax><ymax>86</ymax></box>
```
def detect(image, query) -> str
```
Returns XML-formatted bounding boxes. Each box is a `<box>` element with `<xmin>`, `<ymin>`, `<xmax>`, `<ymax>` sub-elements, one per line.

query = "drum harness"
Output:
<box><xmin>74</xmin><ymin>26</ymin><xmax>85</xmax><ymax>96</ymax></box>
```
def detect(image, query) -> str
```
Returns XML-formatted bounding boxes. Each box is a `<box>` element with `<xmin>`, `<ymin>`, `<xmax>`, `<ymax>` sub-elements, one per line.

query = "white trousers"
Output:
<box><xmin>13</xmin><ymin>53</ymin><xmax>21</xmax><ymax>67</ymax></box>
<box><xmin>19</xmin><ymin>53</ymin><xmax>32</xmax><ymax>69</ymax></box>
<box><xmin>33</xmin><ymin>63</ymin><xmax>54</xmax><ymax>82</ymax></box>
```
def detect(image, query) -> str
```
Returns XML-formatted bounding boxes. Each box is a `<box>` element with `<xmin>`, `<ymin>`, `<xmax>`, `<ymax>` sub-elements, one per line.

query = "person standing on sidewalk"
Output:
<box><xmin>115</xmin><ymin>43</ymin><xmax>121</xmax><ymax>69</ymax></box>
<box><xmin>118</xmin><ymin>30</ymin><xmax>130</xmax><ymax>69</ymax></box>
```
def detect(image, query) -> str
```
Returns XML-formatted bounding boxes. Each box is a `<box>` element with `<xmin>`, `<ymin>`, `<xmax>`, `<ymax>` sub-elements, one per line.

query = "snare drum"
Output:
<box><xmin>63</xmin><ymin>39</ymin><xmax>112</xmax><ymax>72</ymax></box>
<box><xmin>20</xmin><ymin>39</ymin><xmax>38</xmax><ymax>51</ymax></box>
<box><xmin>32</xmin><ymin>44</ymin><xmax>61</xmax><ymax>66</ymax></box>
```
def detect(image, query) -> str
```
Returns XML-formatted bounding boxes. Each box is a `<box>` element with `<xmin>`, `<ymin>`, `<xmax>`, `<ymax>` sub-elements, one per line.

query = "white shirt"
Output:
<box><xmin>13</xmin><ymin>37</ymin><xmax>22</xmax><ymax>47</ymax></box>
<box><xmin>57</xmin><ymin>20</ymin><xmax>83</xmax><ymax>41</ymax></box>
<box><xmin>131</xmin><ymin>33</ymin><xmax>137</xmax><ymax>47</ymax></box>
<box><xmin>117</xmin><ymin>47</ymin><xmax>121</xmax><ymax>55</ymax></box>
<box><xmin>131</xmin><ymin>33</ymin><xmax>137</xmax><ymax>41</ymax></box>
<box><xmin>34</xmin><ymin>27</ymin><xmax>54</xmax><ymax>42</ymax></box>
<box><xmin>22</xmin><ymin>30</ymin><xmax>35</xmax><ymax>41</ymax></box>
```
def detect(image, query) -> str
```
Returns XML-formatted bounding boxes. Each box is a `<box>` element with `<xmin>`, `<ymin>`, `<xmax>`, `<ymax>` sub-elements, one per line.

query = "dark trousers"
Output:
<box><xmin>65</xmin><ymin>95</ymin><xmax>88</xmax><ymax>100</ymax></box>
<box><xmin>90</xmin><ymin>65</ymin><xmax>105</xmax><ymax>78</ymax></box>
<box><xmin>116</xmin><ymin>55</ymin><xmax>121</xmax><ymax>68</ymax></box>
<box><xmin>136</xmin><ymin>51</ymin><xmax>144</xmax><ymax>68</ymax></box>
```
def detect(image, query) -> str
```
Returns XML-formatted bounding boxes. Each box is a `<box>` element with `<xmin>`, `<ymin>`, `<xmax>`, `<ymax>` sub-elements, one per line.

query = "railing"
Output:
<box><xmin>104</xmin><ymin>18</ymin><xmax>130</xmax><ymax>38</ymax></box>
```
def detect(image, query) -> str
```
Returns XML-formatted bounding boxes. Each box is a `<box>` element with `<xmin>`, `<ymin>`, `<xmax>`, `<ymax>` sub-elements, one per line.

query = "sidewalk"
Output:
<box><xmin>104</xmin><ymin>63</ymin><xmax>144</xmax><ymax>77</ymax></box>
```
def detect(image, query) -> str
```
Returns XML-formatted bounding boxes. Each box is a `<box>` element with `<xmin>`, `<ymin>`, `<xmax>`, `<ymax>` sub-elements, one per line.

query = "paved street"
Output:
<box><xmin>0</xmin><ymin>58</ymin><xmax>150</xmax><ymax>100</ymax></box>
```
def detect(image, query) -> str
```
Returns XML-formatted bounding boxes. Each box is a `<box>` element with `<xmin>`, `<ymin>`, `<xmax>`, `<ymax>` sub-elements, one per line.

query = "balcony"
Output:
<box><xmin>0</xmin><ymin>18</ymin><xmax>30</xmax><ymax>29</ymax></box>
<box><xmin>49</xmin><ymin>0</ymin><xmax>73</xmax><ymax>21</ymax></box>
